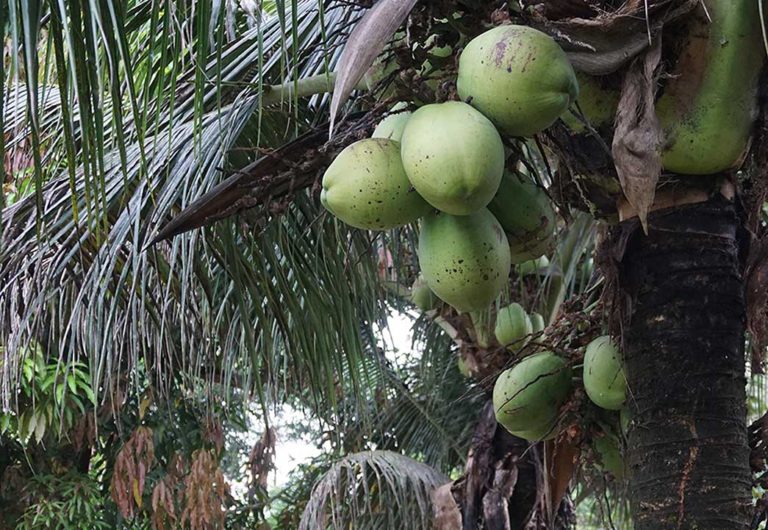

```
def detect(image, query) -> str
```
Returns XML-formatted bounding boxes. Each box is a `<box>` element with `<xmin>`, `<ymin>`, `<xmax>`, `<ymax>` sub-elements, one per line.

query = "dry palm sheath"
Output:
<box><xmin>149</xmin><ymin>111</ymin><xmax>375</xmax><ymax>245</ymax></box>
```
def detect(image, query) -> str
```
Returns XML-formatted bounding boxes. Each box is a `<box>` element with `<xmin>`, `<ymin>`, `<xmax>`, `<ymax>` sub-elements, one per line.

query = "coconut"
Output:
<box><xmin>488</xmin><ymin>172</ymin><xmax>556</xmax><ymax>263</ymax></box>
<box><xmin>418</xmin><ymin>209</ymin><xmax>511</xmax><ymax>313</ymax></box>
<box><xmin>530</xmin><ymin>312</ymin><xmax>546</xmax><ymax>334</ymax></box>
<box><xmin>495</xmin><ymin>303</ymin><xmax>533</xmax><ymax>348</ymax></box>
<box><xmin>593</xmin><ymin>433</ymin><xmax>625</xmax><ymax>479</ymax></box>
<box><xmin>583</xmin><ymin>336</ymin><xmax>627</xmax><ymax>411</ymax></box>
<box><xmin>321</xmin><ymin>138</ymin><xmax>433</xmax><ymax>230</ymax></box>
<box><xmin>493</xmin><ymin>351</ymin><xmax>572</xmax><ymax>439</ymax></box>
<box><xmin>400</xmin><ymin>101</ymin><xmax>505</xmax><ymax>215</ymax></box>
<box><xmin>457</xmin><ymin>25</ymin><xmax>578</xmax><ymax>137</ymax></box>
<box><xmin>656</xmin><ymin>0</ymin><xmax>762</xmax><ymax>175</ymax></box>
<box><xmin>410</xmin><ymin>275</ymin><xmax>437</xmax><ymax>311</ymax></box>
<box><xmin>560</xmin><ymin>72</ymin><xmax>619</xmax><ymax>133</ymax></box>
<box><xmin>372</xmin><ymin>103</ymin><xmax>412</xmax><ymax>142</ymax></box>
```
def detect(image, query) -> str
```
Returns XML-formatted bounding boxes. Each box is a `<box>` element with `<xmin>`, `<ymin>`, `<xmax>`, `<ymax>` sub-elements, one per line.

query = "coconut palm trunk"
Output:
<box><xmin>615</xmin><ymin>196</ymin><xmax>752</xmax><ymax>528</ymax></box>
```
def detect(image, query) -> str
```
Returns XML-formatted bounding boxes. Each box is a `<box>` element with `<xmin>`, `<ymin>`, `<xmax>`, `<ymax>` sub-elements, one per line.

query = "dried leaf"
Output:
<box><xmin>545</xmin><ymin>436</ymin><xmax>580</xmax><ymax>516</ymax></box>
<box><xmin>432</xmin><ymin>482</ymin><xmax>461</xmax><ymax>529</ymax></box>
<box><xmin>611</xmin><ymin>38</ymin><xmax>663</xmax><ymax>232</ymax></box>
<box><xmin>529</xmin><ymin>0</ymin><xmax>698</xmax><ymax>74</ymax></box>
<box><xmin>110</xmin><ymin>426</ymin><xmax>156</xmax><ymax>519</ymax></box>
<box><xmin>328</xmin><ymin>0</ymin><xmax>417</xmax><ymax>134</ymax></box>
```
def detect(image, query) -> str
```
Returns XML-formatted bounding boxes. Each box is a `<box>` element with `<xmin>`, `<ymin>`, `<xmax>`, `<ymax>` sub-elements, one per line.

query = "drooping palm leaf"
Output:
<box><xmin>298</xmin><ymin>449</ymin><xmax>448</xmax><ymax>530</ymax></box>
<box><xmin>0</xmin><ymin>0</ymin><xmax>389</xmax><ymax>425</ymax></box>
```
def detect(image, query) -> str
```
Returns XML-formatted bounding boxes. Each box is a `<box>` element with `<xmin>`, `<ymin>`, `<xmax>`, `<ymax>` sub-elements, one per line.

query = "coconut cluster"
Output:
<box><xmin>321</xmin><ymin>24</ymin><xmax>595</xmax><ymax>443</ymax></box>
<box><xmin>492</xmin><ymin>333</ymin><xmax>628</xmax><ymax>447</ymax></box>
<box><xmin>322</xmin><ymin>24</ymin><xmax>577</xmax><ymax>314</ymax></box>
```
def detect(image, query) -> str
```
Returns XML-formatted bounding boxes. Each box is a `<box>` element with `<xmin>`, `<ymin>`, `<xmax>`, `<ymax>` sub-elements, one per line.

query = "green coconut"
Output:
<box><xmin>583</xmin><ymin>336</ymin><xmax>627</xmax><ymax>411</ymax></box>
<box><xmin>560</xmin><ymin>72</ymin><xmax>619</xmax><ymax>133</ymax></box>
<box><xmin>457</xmin><ymin>25</ymin><xmax>578</xmax><ymax>137</ymax></box>
<box><xmin>620</xmin><ymin>407</ymin><xmax>632</xmax><ymax>435</ymax></box>
<box><xmin>495</xmin><ymin>303</ymin><xmax>533</xmax><ymax>348</ymax></box>
<box><xmin>493</xmin><ymin>351</ymin><xmax>572</xmax><ymax>439</ymax></box>
<box><xmin>593</xmin><ymin>433</ymin><xmax>624</xmax><ymax>479</ymax></box>
<box><xmin>418</xmin><ymin>209</ymin><xmax>511</xmax><ymax>313</ymax></box>
<box><xmin>373</xmin><ymin>103</ymin><xmax>412</xmax><ymax>142</ymax></box>
<box><xmin>516</xmin><ymin>256</ymin><xmax>550</xmax><ymax>276</ymax></box>
<box><xmin>530</xmin><ymin>313</ymin><xmax>546</xmax><ymax>334</ymax></box>
<box><xmin>321</xmin><ymin>138</ymin><xmax>433</xmax><ymax>230</ymax></box>
<box><xmin>488</xmin><ymin>172</ymin><xmax>556</xmax><ymax>263</ymax></box>
<box><xmin>410</xmin><ymin>275</ymin><xmax>437</xmax><ymax>311</ymax></box>
<box><xmin>400</xmin><ymin>101</ymin><xmax>505</xmax><ymax>215</ymax></box>
<box><xmin>656</xmin><ymin>0</ymin><xmax>763</xmax><ymax>175</ymax></box>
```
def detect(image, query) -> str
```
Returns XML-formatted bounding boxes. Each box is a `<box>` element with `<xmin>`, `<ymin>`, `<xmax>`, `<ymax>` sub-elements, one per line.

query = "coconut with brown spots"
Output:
<box><xmin>418</xmin><ymin>208</ymin><xmax>510</xmax><ymax>313</ymax></box>
<box><xmin>457</xmin><ymin>25</ymin><xmax>578</xmax><ymax>137</ymax></box>
<box><xmin>488</xmin><ymin>172</ymin><xmax>556</xmax><ymax>264</ymax></box>
<box><xmin>400</xmin><ymin>101</ymin><xmax>504</xmax><ymax>216</ymax></box>
<box><xmin>321</xmin><ymin>138</ymin><xmax>432</xmax><ymax>230</ymax></box>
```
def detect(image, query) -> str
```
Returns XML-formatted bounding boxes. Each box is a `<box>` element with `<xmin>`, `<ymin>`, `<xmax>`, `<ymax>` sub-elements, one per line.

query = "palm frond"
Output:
<box><xmin>0</xmin><ymin>0</ymin><xmax>381</xmax><ymax>421</ymax></box>
<box><xmin>298</xmin><ymin>450</ymin><xmax>447</xmax><ymax>530</ymax></box>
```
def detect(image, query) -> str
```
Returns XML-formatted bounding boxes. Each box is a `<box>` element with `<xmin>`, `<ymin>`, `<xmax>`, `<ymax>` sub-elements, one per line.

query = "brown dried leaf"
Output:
<box><xmin>249</xmin><ymin>426</ymin><xmax>276</xmax><ymax>491</ymax></box>
<box><xmin>328</xmin><ymin>0</ymin><xmax>417</xmax><ymax>134</ymax></box>
<box><xmin>110</xmin><ymin>426</ymin><xmax>156</xmax><ymax>519</ymax></box>
<box><xmin>181</xmin><ymin>449</ymin><xmax>229</xmax><ymax>530</ymax></box>
<box><xmin>545</xmin><ymin>436</ymin><xmax>581</xmax><ymax>516</ymax></box>
<box><xmin>432</xmin><ymin>482</ymin><xmax>461</xmax><ymax>529</ymax></box>
<box><xmin>529</xmin><ymin>0</ymin><xmax>698</xmax><ymax>74</ymax></box>
<box><xmin>611</xmin><ymin>38</ymin><xmax>663</xmax><ymax>232</ymax></box>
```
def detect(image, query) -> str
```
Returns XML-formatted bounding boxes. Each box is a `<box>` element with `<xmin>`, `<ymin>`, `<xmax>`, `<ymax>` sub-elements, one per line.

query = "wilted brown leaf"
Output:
<box><xmin>110</xmin><ymin>426</ymin><xmax>156</xmax><ymax>519</ymax></box>
<box><xmin>181</xmin><ymin>449</ymin><xmax>229</xmax><ymax>530</ymax></box>
<box><xmin>249</xmin><ymin>426</ymin><xmax>276</xmax><ymax>491</ymax></box>
<box><xmin>611</xmin><ymin>38</ymin><xmax>663</xmax><ymax>232</ymax></box>
<box><xmin>432</xmin><ymin>482</ymin><xmax>461</xmax><ymax>529</ymax></box>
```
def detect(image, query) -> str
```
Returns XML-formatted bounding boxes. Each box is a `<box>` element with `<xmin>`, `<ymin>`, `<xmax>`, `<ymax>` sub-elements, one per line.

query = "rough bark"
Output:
<box><xmin>617</xmin><ymin>196</ymin><xmax>752</xmax><ymax>529</ymax></box>
<box><xmin>450</xmin><ymin>401</ymin><xmax>574</xmax><ymax>530</ymax></box>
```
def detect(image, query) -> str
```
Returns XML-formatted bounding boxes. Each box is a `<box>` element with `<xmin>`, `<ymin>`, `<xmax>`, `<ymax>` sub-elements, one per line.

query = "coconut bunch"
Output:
<box><xmin>493</xmin><ymin>333</ymin><xmax>628</xmax><ymax>454</ymax></box>
<box><xmin>321</xmin><ymin>24</ymin><xmax>578</xmax><ymax>314</ymax></box>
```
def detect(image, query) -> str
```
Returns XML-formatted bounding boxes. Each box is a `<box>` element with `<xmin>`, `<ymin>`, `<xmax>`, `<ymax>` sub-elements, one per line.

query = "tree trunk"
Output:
<box><xmin>617</xmin><ymin>195</ymin><xmax>752</xmax><ymax>529</ymax></box>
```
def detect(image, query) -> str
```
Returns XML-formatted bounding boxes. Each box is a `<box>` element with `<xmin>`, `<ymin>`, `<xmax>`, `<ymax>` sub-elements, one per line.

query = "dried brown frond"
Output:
<box><xmin>110</xmin><ymin>426</ymin><xmax>156</xmax><ymax>519</ymax></box>
<box><xmin>180</xmin><ymin>449</ymin><xmax>230</xmax><ymax>530</ymax></box>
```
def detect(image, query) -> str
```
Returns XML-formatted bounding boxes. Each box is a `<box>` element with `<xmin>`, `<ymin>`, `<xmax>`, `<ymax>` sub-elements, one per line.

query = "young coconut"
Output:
<box><xmin>321</xmin><ymin>138</ymin><xmax>433</xmax><ymax>230</ymax></box>
<box><xmin>529</xmin><ymin>312</ymin><xmax>546</xmax><ymax>334</ymax></box>
<box><xmin>493</xmin><ymin>351</ymin><xmax>572</xmax><ymax>440</ymax></box>
<box><xmin>418</xmin><ymin>209</ymin><xmax>511</xmax><ymax>313</ymax></box>
<box><xmin>560</xmin><ymin>72</ymin><xmax>620</xmax><ymax>134</ymax></box>
<box><xmin>410</xmin><ymin>275</ymin><xmax>437</xmax><ymax>312</ymax></box>
<box><xmin>457</xmin><ymin>25</ymin><xmax>578</xmax><ymax>137</ymax></box>
<box><xmin>488</xmin><ymin>172</ymin><xmax>557</xmax><ymax>263</ymax></box>
<box><xmin>583</xmin><ymin>335</ymin><xmax>627</xmax><ymax>410</ymax></box>
<box><xmin>372</xmin><ymin>103</ymin><xmax>412</xmax><ymax>142</ymax></box>
<box><xmin>495</xmin><ymin>303</ymin><xmax>533</xmax><ymax>349</ymax></box>
<box><xmin>400</xmin><ymin>101</ymin><xmax>505</xmax><ymax>215</ymax></box>
<box><xmin>593</xmin><ymin>432</ymin><xmax>625</xmax><ymax>479</ymax></box>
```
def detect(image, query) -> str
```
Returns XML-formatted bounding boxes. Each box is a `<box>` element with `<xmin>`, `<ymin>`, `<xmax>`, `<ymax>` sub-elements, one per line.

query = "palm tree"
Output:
<box><xmin>1</xmin><ymin>0</ymin><xmax>766</xmax><ymax>529</ymax></box>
